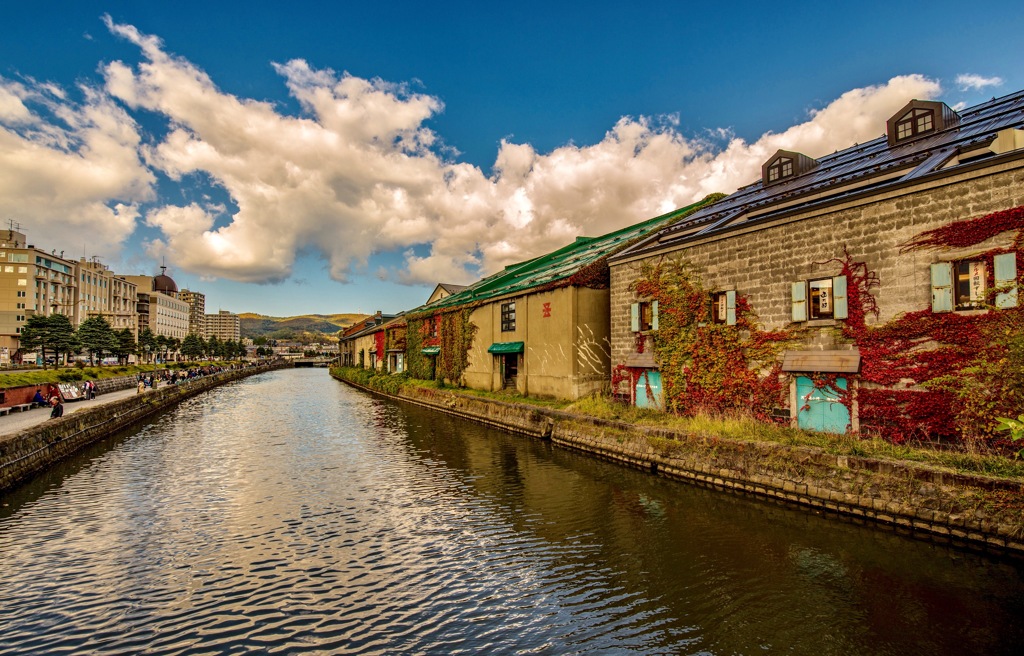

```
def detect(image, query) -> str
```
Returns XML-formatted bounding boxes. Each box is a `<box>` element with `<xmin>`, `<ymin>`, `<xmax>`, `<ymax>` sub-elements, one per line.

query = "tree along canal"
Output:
<box><xmin>1</xmin><ymin>368</ymin><xmax>1022</xmax><ymax>655</ymax></box>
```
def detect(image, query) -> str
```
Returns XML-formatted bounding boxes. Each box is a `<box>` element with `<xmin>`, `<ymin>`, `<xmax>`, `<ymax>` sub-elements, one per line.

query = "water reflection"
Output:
<box><xmin>1</xmin><ymin>368</ymin><xmax>1022</xmax><ymax>655</ymax></box>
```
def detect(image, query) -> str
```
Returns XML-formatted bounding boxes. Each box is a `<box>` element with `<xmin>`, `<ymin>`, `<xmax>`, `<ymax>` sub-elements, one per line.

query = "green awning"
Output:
<box><xmin>488</xmin><ymin>341</ymin><xmax>524</xmax><ymax>354</ymax></box>
<box><xmin>421</xmin><ymin>346</ymin><xmax>440</xmax><ymax>355</ymax></box>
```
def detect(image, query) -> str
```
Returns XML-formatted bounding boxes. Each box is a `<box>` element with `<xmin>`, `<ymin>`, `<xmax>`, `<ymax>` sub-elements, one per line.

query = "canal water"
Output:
<box><xmin>1</xmin><ymin>368</ymin><xmax>1022</xmax><ymax>655</ymax></box>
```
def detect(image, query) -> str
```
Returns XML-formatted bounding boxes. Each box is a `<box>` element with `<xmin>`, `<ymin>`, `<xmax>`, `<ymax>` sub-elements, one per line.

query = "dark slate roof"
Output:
<box><xmin>438</xmin><ymin>283</ymin><xmax>467</xmax><ymax>294</ymax></box>
<box><xmin>613</xmin><ymin>89</ymin><xmax>1024</xmax><ymax>261</ymax></box>
<box><xmin>419</xmin><ymin>198</ymin><xmax>712</xmax><ymax>312</ymax></box>
<box><xmin>339</xmin><ymin>313</ymin><xmax>397</xmax><ymax>341</ymax></box>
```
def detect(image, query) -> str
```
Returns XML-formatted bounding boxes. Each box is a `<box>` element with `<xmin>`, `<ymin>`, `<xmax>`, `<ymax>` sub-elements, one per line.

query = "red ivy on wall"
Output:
<box><xmin>900</xmin><ymin>205</ymin><xmax>1024</xmax><ymax>252</ymax></box>
<box><xmin>839</xmin><ymin>206</ymin><xmax>1024</xmax><ymax>445</ymax></box>
<box><xmin>621</xmin><ymin>203</ymin><xmax>1023</xmax><ymax>450</ymax></box>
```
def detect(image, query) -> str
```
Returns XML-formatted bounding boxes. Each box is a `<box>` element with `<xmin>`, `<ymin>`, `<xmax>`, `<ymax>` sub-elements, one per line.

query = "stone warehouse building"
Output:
<box><xmin>408</xmin><ymin>199</ymin><xmax>713</xmax><ymax>400</ymax></box>
<box><xmin>608</xmin><ymin>91</ymin><xmax>1024</xmax><ymax>438</ymax></box>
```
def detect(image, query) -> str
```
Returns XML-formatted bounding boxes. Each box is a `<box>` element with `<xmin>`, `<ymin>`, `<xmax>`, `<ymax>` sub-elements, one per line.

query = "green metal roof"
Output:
<box><xmin>421</xmin><ymin>346</ymin><xmax>441</xmax><ymax>355</ymax></box>
<box><xmin>487</xmin><ymin>341</ymin><xmax>524</xmax><ymax>354</ymax></box>
<box><xmin>422</xmin><ymin>198</ymin><xmax>711</xmax><ymax>312</ymax></box>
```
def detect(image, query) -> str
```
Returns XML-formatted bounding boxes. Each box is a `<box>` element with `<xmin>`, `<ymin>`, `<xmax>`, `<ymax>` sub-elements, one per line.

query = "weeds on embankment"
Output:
<box><xmin>332</xmin><ymin>367</ymin><xmax>1024</xmax><ymax>482</ymax></box>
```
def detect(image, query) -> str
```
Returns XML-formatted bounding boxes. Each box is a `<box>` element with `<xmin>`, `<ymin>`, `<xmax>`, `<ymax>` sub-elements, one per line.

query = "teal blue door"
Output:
<box><xmin>635</xmin><ymin>370</ymin><xmax>663</xmax><ymax>410</ymax></box>
<box><xmin>796</xmin><ymin>376</ymin><xmax>849</xmax><ymax>433</ymax></box>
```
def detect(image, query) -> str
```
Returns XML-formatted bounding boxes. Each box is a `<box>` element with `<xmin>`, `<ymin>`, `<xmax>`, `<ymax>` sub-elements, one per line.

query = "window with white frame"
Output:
<box><xmin>501</xmin><ymin>301</ymin><xmax>516</xmax><ymax>332</ymax></box>
<box><xmin>809</xmin><ymin>278</ymin><xmax>835</xmax><ymax>319</ymax></box>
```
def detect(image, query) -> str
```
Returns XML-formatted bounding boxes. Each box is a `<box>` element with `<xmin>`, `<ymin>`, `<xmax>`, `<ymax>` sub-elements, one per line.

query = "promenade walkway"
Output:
<box><xmin>0</xmin><ymin>387</ymin><xmax>143</xmax><ymax>438</ymax></box>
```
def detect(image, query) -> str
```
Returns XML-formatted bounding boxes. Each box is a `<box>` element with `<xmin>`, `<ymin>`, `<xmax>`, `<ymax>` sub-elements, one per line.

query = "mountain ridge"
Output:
<box><xmin>239</xmin><ymin>312</ymin><xmax>367</xmax><ymax>341</ymax></box>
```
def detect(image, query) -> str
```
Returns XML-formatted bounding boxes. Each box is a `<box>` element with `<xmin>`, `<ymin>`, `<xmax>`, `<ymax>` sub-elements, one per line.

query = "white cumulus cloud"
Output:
<box><xmin>0</xmin><ymin>75</ymin><xmax>154</xmax><ymax>257</ymax></box>
<box><xmin>956</xmin><ymin>74</ymin><xmax>1004</xmax><ymax>91</ymax></box>
<box><xmin>0</xmin><ymin>18</ymin><xmax>945</xmax><ymax>291</ymax></box>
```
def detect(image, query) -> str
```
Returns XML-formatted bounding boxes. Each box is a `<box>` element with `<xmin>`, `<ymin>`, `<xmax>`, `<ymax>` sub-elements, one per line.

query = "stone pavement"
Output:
<box><xmin>0</xmin><ymin>387</ymin><xmax>145</xmax><ymax>437</ymax></box>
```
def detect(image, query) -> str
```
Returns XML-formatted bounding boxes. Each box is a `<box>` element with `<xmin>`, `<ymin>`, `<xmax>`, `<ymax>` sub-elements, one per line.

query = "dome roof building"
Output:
<box><xmin>153</xmin><ymin>266</ymin><xmax>178</xmax><ymax>296</ymax></box>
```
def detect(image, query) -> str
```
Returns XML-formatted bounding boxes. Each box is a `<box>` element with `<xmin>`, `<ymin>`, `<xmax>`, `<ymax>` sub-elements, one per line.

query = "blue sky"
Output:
<box><xmin>1</xmin><ymin>1</ymin><xmax>1020</xmax><ymax>317</ymax></box>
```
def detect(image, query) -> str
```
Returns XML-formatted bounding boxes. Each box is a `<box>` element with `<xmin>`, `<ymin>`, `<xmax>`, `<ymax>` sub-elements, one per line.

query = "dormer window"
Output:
<box><xmin>886</xmin><ymin>99</ymin><xmax>959</xmax><ymax>147</ymax></box>
<box><xmin>895</xmin><ymin>107</ymin><xmax>935</xmax><ymax>141</ymax></box>
<box><xmin>762</xmin><ymin>150</ymin><xmax>818</xmax><ymax>187</ymax></box>
<box><xmin>767</xmin><ymin>157</ymin><xmax>794</xmax><ymax>182</ymax></box>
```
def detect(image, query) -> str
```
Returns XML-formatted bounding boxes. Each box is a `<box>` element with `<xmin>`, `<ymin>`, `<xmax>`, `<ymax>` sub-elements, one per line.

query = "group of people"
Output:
<box><xmin>29</xmin><ymin>363</ymin><xmax>255</xmax><ymax>417</ymax></box>
<box><xmin>81</xmin><ymin>380</ymin><xmax>97</xmax><ymax>400</ymax></box>
<box><xmin>31</xmin><ymin>388</ymin><xmax>64</xmax><ymax>419</ymax></box>
<box><xmin>134</xmin><ymin>365</ymin><xmax>231</xmax><ymax>394</ymax></box>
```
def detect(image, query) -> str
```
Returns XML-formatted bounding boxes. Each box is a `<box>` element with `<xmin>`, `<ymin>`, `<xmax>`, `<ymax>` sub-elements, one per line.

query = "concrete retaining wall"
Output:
<box><xmin>335</xmin><ymin>373</ymin><xmax>1024</xmax><ymax>555</ymax></box>
<box><xmin>0</xmin><ymin>364</ymin><xmax>286</xmax><ymax>492</ymax></box>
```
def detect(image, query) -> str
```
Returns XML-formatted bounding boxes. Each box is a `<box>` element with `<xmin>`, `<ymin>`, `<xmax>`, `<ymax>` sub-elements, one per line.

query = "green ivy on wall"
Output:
<box><xmin>400</xmin><ymin>310</ymin><xmax>476</xmax><ymax>385</ymax></box>
<box><xmin>438</xmin><ymin>309</ymin><xmax>477</xmax><ymax>385</ymax></box>
<box><xmin>630</xmin><ymin>258</ymin><xmax>793</xmax><ymax>421</ymax></box>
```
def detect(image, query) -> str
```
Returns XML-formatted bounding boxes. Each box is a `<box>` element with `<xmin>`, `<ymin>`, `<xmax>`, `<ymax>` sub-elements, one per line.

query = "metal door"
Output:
<box><xmin>635</xmin><ymin>370</ymin><xmax>663</xmax><ymax>410</ymax></box>
<box><xmin>796</xmin><ymin>376</ymin><xmax>849</xmax><ymax>433</ymax></box>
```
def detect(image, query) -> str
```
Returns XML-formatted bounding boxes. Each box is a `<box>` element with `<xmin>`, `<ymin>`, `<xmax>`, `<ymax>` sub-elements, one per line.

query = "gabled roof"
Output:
<box><xmin>613</xmin><ymin>89</ymin><xmax>1024</xmax><ymax>262</ymax></box>
<box><xmin>426</xmin><ymin>282</ymin><xmax>469</xmax><ymax>305</ymax></box>
<box><xmin>421</xmin><ymin>198</ymin><xmax>713</xmax><ymax>312</ymax></box>
<box><xmin>438</xmin><ymin>283</ymin><xmax>467</xmax><ymax>294</ymax></box>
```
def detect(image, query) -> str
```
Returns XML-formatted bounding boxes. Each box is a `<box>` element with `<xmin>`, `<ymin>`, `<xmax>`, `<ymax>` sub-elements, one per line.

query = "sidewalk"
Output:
<box><xmin>0</xmin><ymin>387</ymin><xmax>145</xmax><ymax>438</ymax></box>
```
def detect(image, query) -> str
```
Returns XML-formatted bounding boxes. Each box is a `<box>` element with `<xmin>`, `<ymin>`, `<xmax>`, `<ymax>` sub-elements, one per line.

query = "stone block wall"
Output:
<box><xmin>609</xmin><ymin>163</ymin><xmax>1024</xmax><ymax>368</ymax></box>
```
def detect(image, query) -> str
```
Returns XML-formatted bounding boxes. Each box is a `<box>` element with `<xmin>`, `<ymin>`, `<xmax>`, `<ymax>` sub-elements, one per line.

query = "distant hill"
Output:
<box><xmin>239</xmin><ymin>313</ymin><xmax>367</xmax><ymax>341</ymax></box>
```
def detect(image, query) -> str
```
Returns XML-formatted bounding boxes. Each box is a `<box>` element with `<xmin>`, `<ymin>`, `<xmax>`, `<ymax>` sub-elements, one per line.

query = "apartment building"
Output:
<box><xmin>0</xmin><ymin>229</ymin><xmax>77</xmax><ymax>363</ymax></box>
<box><xmin>76</xmin><ymin>258</ymin><xmax>139</xmax><ymax>337</ymax></box>
<box><xmin>204</xmin><ymin>310</ymin><xmax>240</xmax><ymax>342</ymax></box>
<box><xmin>179</xmin><ymin>289</ymin><xmax>206</xmax><ymax>336</ymax></box>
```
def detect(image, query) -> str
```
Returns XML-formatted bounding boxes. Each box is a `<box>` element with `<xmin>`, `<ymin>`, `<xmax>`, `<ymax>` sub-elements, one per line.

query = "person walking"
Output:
<box><xmin>137</xmin><ymin>379</ymin><xmax>146</xmax><ymax>394</ymax></box>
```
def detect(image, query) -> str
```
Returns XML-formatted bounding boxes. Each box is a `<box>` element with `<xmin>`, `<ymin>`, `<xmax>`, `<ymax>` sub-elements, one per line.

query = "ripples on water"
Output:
<box><xmin>1</xmin><ymin>369</ymin><xmax>1023</xmax><ymax>655</ymax></box>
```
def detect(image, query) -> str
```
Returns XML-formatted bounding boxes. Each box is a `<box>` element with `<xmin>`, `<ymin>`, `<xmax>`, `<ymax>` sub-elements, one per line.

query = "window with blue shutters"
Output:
<box><xmin>712</xmin><ymin>291</ymin><xmax>737</xmax><ymax>325</ymax></box>
<box><xmin>930</xmin><ymin>262</ymin><xmax>953</xmax><ymax>313</ymax></box>
<box><xmin>932</xmin><ymin>256</ymin><xmax>1020</xmax><ymax>312</ymax></box>
<box><xmin>793</xmin><ymin>276</ymin><xmax>846</xmax><ymax>321</ymax></box>
<box><xmin>994</xmin><ymin>252</ymin><xmax>1018</xmax><ymax>309</ymax></box>
<box><xmin>630</xmin><ymin>301</ymin><xmax>658</xmax><ymax>331</ymax></box>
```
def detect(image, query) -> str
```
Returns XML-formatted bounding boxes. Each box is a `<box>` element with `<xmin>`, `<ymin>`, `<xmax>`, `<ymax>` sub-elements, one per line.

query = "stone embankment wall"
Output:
<box><xmin>0</xmin><ymin>364</ymin><xmax>287</xmax><ymax>492</ymax></box>
<box><xmin>334</xmin><ymin>372</ymin><xmax>1024</xmax><ymax>555</ymax></box>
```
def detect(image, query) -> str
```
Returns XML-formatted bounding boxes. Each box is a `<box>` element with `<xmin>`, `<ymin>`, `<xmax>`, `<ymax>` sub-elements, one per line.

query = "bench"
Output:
<box><xmin>12</xmin><ymin>404</ymin><xmax>32</xmax><ymax>412</ymax></box>
<box><xmin>0</xmin><ymin>407</ymin><xmax>9</xmax><ymax>416</ymax></box>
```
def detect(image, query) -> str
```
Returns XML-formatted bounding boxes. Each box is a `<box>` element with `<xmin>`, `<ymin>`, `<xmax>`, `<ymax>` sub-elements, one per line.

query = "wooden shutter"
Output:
<box><xmin>930</xmin><ymin>263</ymin><xmax>953</xmax><ymax>313</ymax></box>
<box><xmin>791</xmin><ymin>282</ymin><xmax>807</xmax><ymax>322</ymax></box>
<box><xmin>630</xmin><ymin>303</ymin><xmax>639</xmax><ymax>332</ymax></box>
<box><xmin>832</xmin><ymin>275</ymin><xmax>848</xmax><ymax>320</ymax></box>
<box><xmin>651</xmin><ymin>300</ymin><xmax>659</xmax><ymax>330</ymax></box>
<box><xmin>994</xmin><ymin>252</ymin><xmax>1018</xmax><ymax>309</ymax></box>
<box><xmin>725</xmin><ymin>291</ymin><xmax>736</xmax><ymax>326</ymax></box>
